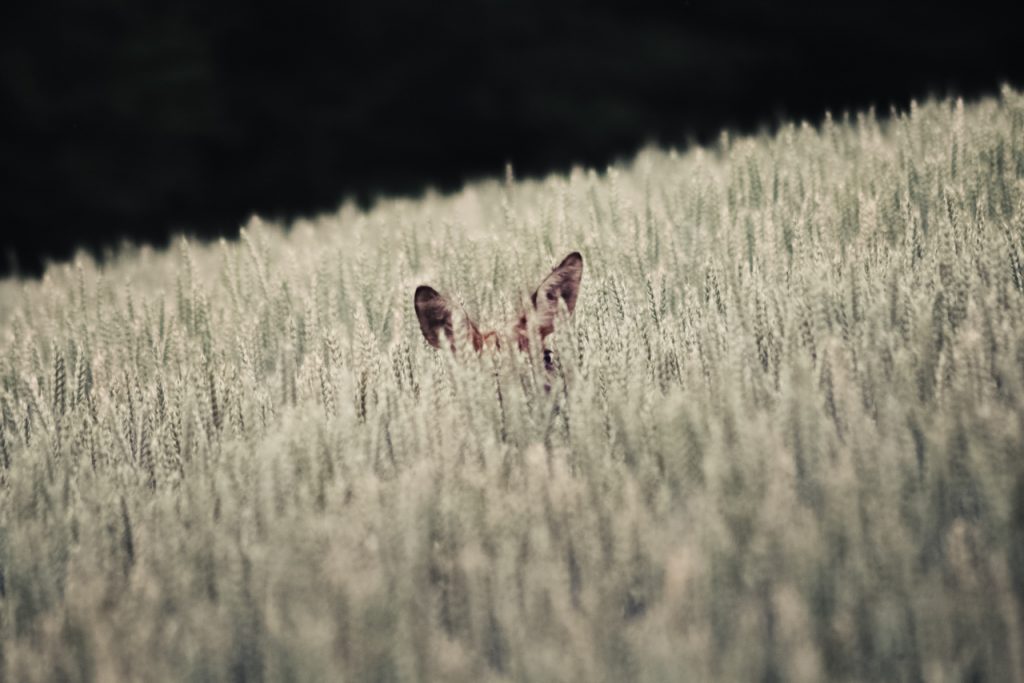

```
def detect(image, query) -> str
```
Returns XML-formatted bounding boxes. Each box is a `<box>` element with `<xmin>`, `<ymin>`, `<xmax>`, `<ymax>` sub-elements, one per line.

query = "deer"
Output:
<box><xmin>413</xmin><ymin>252</ymin><xmax>583</xmax><ymax>374</ymax></box>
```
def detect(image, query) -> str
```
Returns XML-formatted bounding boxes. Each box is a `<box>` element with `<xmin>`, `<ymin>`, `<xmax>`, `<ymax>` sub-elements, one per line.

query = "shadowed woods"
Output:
<box><xmin>3</xmin><ymin>0</ymin><xmax>1022</xmax><ymax>276</ymax></box>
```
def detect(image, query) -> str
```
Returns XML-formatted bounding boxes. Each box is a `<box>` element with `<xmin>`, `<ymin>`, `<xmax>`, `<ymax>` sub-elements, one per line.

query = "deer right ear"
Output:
<box><xmin>414</xmin><ymin>286</ymin><xmax>454</xmax><ymax>349</ymax></box>
<box><xmin>530</xmin><ymin>251</ymin><xmax>583</xmax><ymax>337</ymax></box>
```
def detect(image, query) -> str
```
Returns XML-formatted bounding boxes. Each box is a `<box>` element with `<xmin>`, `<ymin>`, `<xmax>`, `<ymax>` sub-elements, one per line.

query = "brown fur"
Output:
<box><xmin>414</xmin><ymin>252</ymin><xmax>583</xmax><ymax>364</ymax></box>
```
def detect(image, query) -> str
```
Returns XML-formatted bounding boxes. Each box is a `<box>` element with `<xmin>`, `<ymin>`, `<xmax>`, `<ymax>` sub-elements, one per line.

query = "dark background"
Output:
<box><xmin>2</xmin><ymin>0</ymin><xmax>1021</xmax><ymax>276</ymax></box>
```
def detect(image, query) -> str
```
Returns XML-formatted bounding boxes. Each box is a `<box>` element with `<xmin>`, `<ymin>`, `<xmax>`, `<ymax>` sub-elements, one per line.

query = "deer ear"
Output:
<box><xmin>414</xmin><ymin>286</ymin><xmax>454</xmax><ymax>349</ymax></box>
<box><xmin>414</xmin><ymin>286</ymin><xmax>486</xmax><ymax>352</ymax></box>
<box><xmin>530</xmin><ymin>251</ymin><xmax>583</xmax><ymax>337</ymax></box>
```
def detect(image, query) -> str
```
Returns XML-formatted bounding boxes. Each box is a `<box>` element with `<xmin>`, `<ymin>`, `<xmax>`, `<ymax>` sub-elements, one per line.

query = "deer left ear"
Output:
<box><xmin>414</xmin><ymin>285</ymin><xmax>486</xmax><ymax>352</ymax></box>
<box><xmin>414</xmin><ymin>286</ymin><xmax>454</xmax><ymax>349</ymax></box>
<box><xmin>530</xmin><ymin>252</ymin><xmax>583</xmax><ymax>337</ymax></box>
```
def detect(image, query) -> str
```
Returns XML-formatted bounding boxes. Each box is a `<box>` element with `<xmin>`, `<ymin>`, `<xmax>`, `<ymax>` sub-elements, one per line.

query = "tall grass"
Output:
<box><xmin>2</xmin><ymin>87</ymin><xmax>1024</xmax><ymax>682</ymax></box>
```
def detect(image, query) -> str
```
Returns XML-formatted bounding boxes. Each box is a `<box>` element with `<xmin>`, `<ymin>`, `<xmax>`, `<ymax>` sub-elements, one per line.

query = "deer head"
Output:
<box><xmin>414</xmin><ymin>252</ymin><xmax>583</xmax><ymax>370</ymax></box>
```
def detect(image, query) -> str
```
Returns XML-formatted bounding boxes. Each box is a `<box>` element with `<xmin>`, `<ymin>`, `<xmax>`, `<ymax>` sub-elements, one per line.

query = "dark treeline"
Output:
<box><xmin>2</xmin><ymin>0</ymin><xmax>1021</xmax><ymax>276</ymax></box>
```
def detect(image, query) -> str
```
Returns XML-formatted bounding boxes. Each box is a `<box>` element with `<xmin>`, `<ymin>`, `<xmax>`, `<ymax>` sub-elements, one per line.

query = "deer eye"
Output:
<box><xmin>542</xmin><ymin>349</ymin><xmax>554</xmax><ymax>370</ymax></box>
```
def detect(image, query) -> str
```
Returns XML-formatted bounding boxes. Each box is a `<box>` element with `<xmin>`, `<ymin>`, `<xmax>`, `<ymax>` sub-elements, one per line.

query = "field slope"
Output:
<box><xmin>2</xmin><ymin>88</ymin><xmax>1024</xmax><ymax>682</ymax></box>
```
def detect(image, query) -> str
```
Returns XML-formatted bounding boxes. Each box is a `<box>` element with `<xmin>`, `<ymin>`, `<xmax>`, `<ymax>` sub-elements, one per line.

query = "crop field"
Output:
<box><xmin>2</xmin><ymin>88</ymin><xmax>1024</xmax><ymax>682</ymax></box>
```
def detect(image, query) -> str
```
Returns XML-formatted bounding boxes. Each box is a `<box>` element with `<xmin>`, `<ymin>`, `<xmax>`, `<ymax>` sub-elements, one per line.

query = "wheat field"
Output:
<box><xmin>2</xmin><ymin>87</ymin><xmax>1024</xmax><ymax>682</ymax></box>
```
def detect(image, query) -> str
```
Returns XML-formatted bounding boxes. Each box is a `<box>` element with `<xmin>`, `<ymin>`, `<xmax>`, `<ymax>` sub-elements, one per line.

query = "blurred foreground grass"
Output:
<box><xmin>2</xmin><ymin>89</ymin><xmax>1024</xmax><ymax>681</ymax></box>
